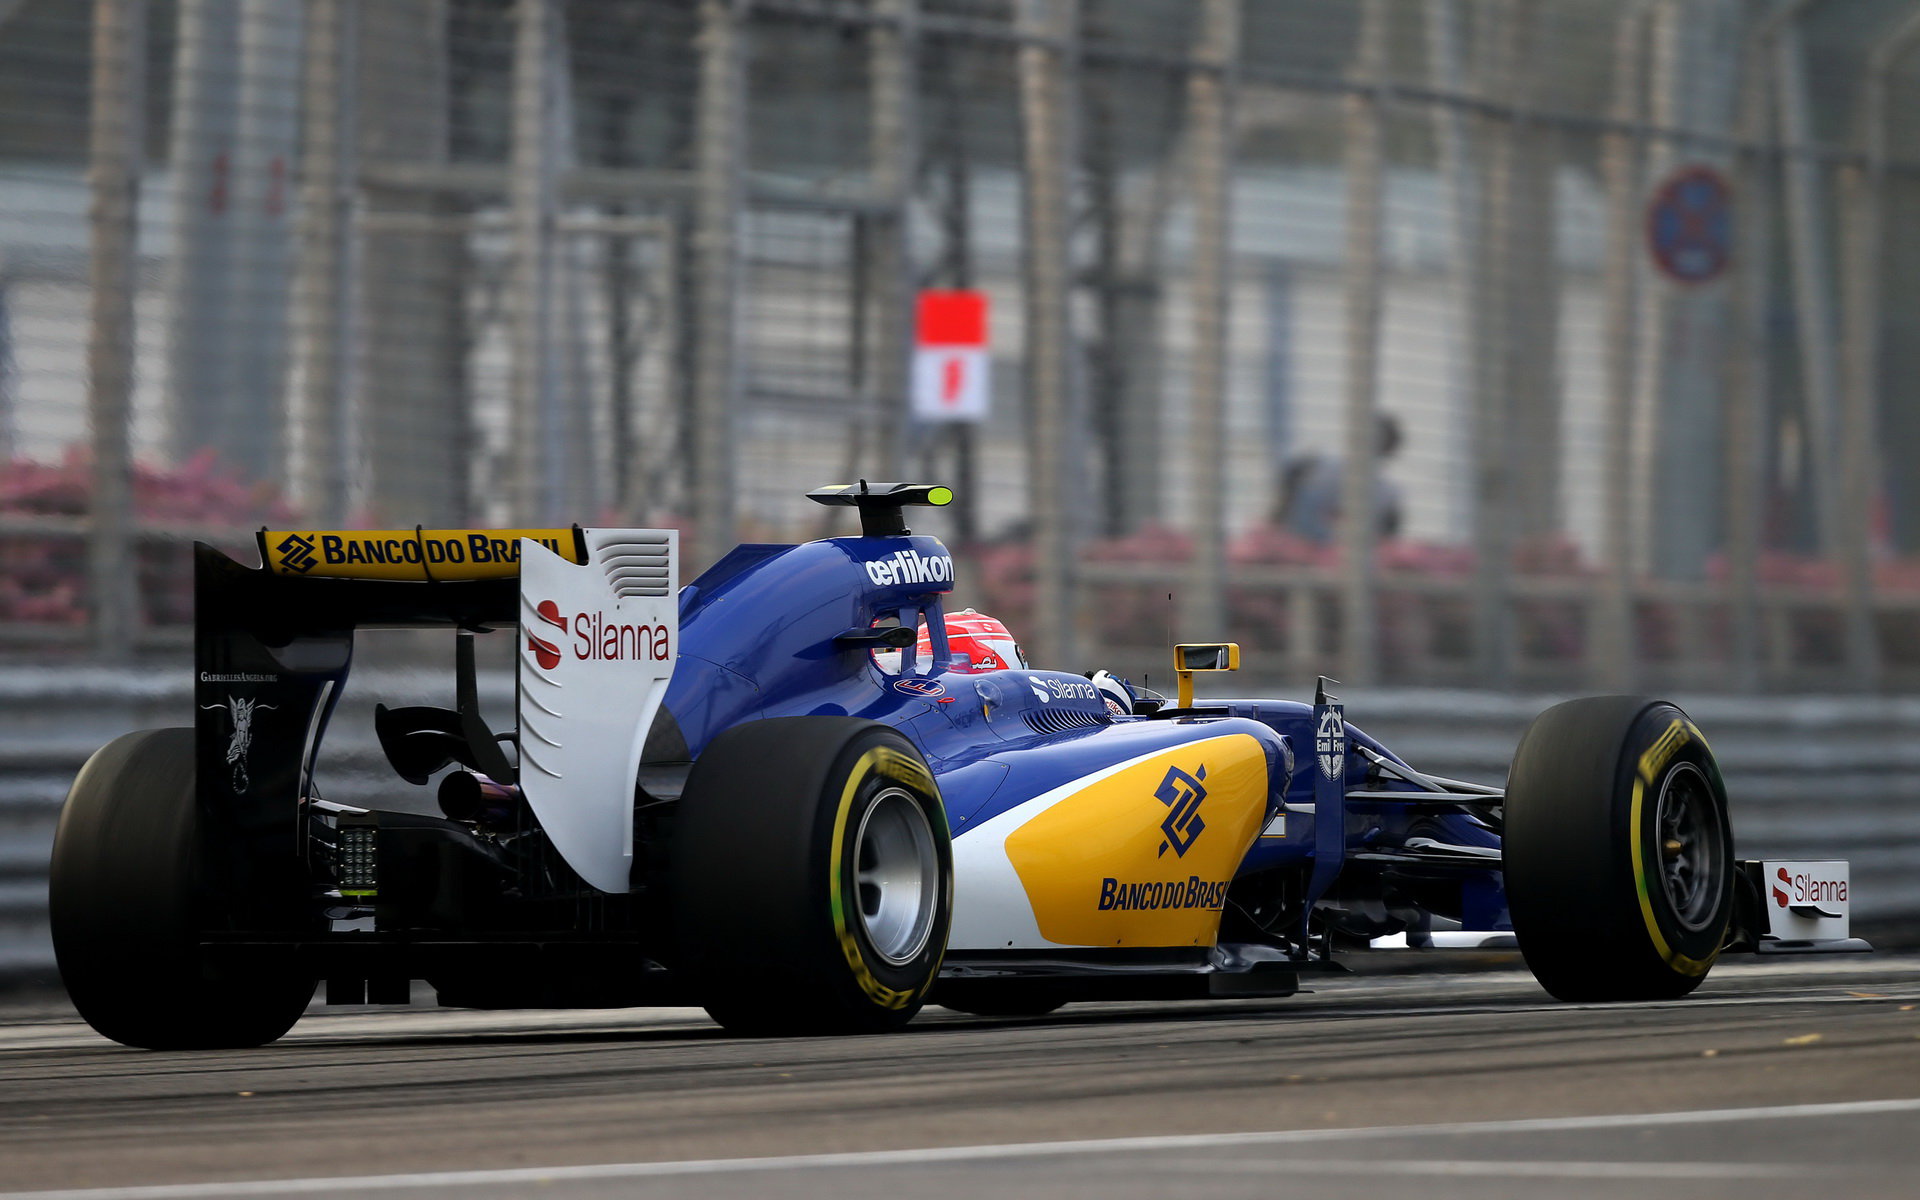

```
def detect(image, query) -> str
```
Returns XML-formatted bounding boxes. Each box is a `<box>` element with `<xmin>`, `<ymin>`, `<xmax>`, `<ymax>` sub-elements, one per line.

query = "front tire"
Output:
<box><xmin>670</xmin><ymin>718</ymin><xmax>952</xmax><ymax>1035</ymax></box>
<box><xmin>49</xmin><ymin>729</ymin><xmax>315</xmax><ymax>1049</ymax></box>
<box><xmin>1504</xmin><ymin>696</ymin><xmax>1734</xmax><ymax>1002</ymax></box>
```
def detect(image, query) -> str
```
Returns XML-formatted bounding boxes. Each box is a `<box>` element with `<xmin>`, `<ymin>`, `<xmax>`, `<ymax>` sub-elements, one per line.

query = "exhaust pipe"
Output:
<box><xmin>438</xmin><ymin>770</ymin><xmax>526</xmax><ymax>830</ymax></box>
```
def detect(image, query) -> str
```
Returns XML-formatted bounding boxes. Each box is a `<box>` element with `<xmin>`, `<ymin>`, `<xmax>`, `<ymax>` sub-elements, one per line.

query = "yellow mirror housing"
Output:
<box><xmin>1173</xmin><ymin>642</ymin><xmax>1240</xmax><ymax>708</ymax></box>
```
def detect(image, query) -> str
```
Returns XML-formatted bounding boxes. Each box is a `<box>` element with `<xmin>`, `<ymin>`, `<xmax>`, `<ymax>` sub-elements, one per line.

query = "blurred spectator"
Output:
<box><xmin>1272</xmin><ymin>413</ymin><xmax>1403</xmax><ymax>545</ymax></box>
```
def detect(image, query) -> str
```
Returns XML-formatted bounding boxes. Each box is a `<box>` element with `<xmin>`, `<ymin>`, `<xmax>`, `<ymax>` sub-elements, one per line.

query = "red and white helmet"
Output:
<box><xmin>918</xmin><ymin>608</ymin><xmax>1026</xmax><ymax>674</ymax></box>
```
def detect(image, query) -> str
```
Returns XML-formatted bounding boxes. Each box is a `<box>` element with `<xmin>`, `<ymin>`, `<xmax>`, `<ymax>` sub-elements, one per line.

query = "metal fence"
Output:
<box><xmin>7</xmin><ymin>0</ymin><xmax>1920</xmax><ymax>694</ymax></box>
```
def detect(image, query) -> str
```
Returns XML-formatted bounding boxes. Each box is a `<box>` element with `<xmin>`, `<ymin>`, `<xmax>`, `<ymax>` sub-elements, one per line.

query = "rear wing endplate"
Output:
<box><xmin>516</xmin><ymin>531</ymin><xmax>678</xmax><ymax>893</ymax></box>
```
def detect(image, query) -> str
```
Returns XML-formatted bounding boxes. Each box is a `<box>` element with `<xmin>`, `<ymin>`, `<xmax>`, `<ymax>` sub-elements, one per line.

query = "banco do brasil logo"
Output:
<box><xmin>1155</xmin><ymin>764</ymin><xmax>1207</xmax><ymax>858</ymax></box>
<box><xmin>277</xmin><ymin>533</ymin><xmax>318</xmax><ymax>574</ymax></box>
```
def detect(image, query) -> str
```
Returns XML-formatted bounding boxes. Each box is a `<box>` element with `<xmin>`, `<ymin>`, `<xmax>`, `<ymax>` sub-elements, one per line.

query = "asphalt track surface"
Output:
<box><xmin>1</xmin><ymin>955</ymin><xmax>1918</xmax><ymax>1200</ymax></box>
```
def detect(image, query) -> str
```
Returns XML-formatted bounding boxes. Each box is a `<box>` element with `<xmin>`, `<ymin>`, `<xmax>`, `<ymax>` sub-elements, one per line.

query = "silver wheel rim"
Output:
<box><xmin>1654</xmin><ymin>761</ymin><xmax>1726</xmax><ymax>933</ymax></box>
<box><xmin>853</xmin><ymin>787</ymin><xmax>939</xmax><ymax>966</ymax></box>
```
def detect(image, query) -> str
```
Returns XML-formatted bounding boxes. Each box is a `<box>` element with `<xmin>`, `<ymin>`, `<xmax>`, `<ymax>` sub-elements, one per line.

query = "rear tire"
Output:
<box><xmin>670</xmin><ymin>718</ymin><xmax>952</xmax><ymax>1035</ymax></box>
<box><xmin>1504</xmin><ymin>697</ymin><xmax>1733</xmax><ymax>1002</ymax></box>
<box><xmin>49</xmin><ymin>729</ymin><xmax>315</xmax><ymax>1049</ymax></box>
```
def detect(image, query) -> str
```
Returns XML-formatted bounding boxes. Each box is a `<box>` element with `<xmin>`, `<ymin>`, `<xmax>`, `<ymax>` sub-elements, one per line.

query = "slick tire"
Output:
<box><xmin>1504</xmin><ymin>697</ymin><xmax>1734</xmax><ymax>1002</ymax></box>
<box><xmin>49</xmin><ymin>729</ymin><xmax>316</xmax><ymax>1049</ymax></box>
<box><xmin>670</xmin><ymin>718</ymin><xmax>952</xmax><ymax>1036</ymax></box>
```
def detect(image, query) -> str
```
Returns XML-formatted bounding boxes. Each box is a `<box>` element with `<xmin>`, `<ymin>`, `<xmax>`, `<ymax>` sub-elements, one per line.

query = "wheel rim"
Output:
<box><xmin>1654</xmin><ymin>761</ymin><xmax>1727</xmax><ymax>932</ymax></box>
<box><xmin>853</xmin><ymin>787</ymin><xmax>939</xmax><ymax>966</ymax></box>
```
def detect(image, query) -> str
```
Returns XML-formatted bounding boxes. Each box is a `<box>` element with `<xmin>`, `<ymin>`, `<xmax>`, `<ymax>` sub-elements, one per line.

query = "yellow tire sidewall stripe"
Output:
<box><xmin>1629</xmin><ymin>718</ymin><xmax>1718</xmax><ymax>977</ymax></box>
<box><xmin>828</xmin><ymin>745</ymin><xmax>946</xmax><ymax>1011</ymax></box>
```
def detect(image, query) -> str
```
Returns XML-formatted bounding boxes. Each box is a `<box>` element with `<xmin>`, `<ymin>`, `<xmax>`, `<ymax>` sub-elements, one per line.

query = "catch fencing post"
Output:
<box><xmin>227</xmin><ymin>0</ymin><xmax>302</xmax><ymax>479</ymax></box>
<box><xmin>0</xmin><ymin>259</ymin><xmax>14</xmax><ymax>464</ymax></box>
<box><xmin>1338</xmin><ymin>0</ymin><xmax>1387</xmax><ymax>686</ymax></box>
<box><xmin>1596</xmin><ymin>2</ymin><xmax>1654</xmax><ymax>692</ymax></box>
<box><xmin>1774</xmin><ymin>6</ymin><xmax>1844</xmax><ymax>576</ymax></box>
<box><xmin>87</xmin><ymin>0</ymin><xmax>147</xmax><ymax>659</ymax></box>
<box><xmin>291</xmin><ymin>0</ymin><xmax>357</xmax><ymax>526</ymax></box>
<box><xmin>692</xmin><ymin>0</ymin><xmax>744</xmax><ymax>571</ymax></box>
<box><xmin>1184</xmin><ymin>0</ymin><xmax>1237</xmax><ymax>646</ymax></box>
<box><xmin>357</xmin><ymin>1</ymin><xmax>465</xmax><ymax>525</ymax></box>
<box><xmin>1467</xmin><ymin>0</ymin><xmax>1524</xmax><ymax>689</ymax></box>
<box><xmin>1723</xmin><ymin>10</ymin><xmax>1795</xmax><ymax>695</ymax></box>
<box><xmin>1015</xmin><ymin>0</ymin><xmax>1078</xmax><ymax>668</ymax></box>
<box><xmin>1833</xmin><ymin>10</ymin><xmax>1920</xmax><ymax>692</ymax></box>
<box><xmin>509</xmin><ymin>0</ymin><xmax>561</xmax><ymax>523</ymax></box>
<box><xmin>869</xmin><ymin>0</ymin><xmax>918</xmax><ymax>480</ymax></box>
<box><xmin>162</xmin><ymin>0</ymin><xmax>238</xmax><ymax>470</ymax></box>
<box><xmin>1424</xmin><ymin>0</ymin><xmax>1480</xmax><ymax>594</ymax></box>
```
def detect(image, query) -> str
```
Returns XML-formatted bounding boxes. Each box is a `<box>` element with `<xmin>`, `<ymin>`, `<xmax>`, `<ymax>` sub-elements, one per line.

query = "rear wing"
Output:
<box><xmin>195</xmin><ymin>527</ymin><xmax>679</xmax><ymax>894</ymax></box>
<box><xmin>257</xmin><ymin>528</ymin><xmax>586</xmax><ymax>582</ymax></box>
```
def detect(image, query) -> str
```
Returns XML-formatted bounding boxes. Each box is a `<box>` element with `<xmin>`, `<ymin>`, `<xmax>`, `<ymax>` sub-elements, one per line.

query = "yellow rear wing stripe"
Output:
<box><xmin>257</xmin><ymin>528</ymin><xmax>585</xmax><ymax>581</ymax></box>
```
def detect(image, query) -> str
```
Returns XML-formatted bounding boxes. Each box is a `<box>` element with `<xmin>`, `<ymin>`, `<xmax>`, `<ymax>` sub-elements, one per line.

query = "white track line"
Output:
<box><xmin>1171</xmin><ymin>1158</ymin><xmax>1825</xmax><ymax>1180</ymax></box>
<box><xmin>2</xmin><ymin>1096</ymin><xmax>1916</xmax><ymax>1199</ymax></box>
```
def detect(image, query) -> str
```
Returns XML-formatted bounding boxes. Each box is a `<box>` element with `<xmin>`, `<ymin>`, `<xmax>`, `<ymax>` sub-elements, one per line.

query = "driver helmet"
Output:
<box><xmin>918</xmin><ymin>608</ymin><xmax>1027</xmax><ymax>674</ymax></box>
<box><xmin>1089</xmin><ymin>669</ymin><xmax>1135</xmax><ymax>717</ymax></box>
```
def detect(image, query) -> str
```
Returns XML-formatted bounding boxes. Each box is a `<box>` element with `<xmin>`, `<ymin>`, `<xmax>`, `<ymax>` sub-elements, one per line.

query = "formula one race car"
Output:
<box><xmin>48</xmin><ymin>484</ymin><xmax>1865</xmax><ymax>1048</ymax></box>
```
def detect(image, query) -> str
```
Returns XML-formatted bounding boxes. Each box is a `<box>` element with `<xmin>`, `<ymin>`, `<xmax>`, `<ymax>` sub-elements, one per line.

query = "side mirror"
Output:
<box><xmin>1173</xmin><ymin>642</ymin><xmax>1239</xmax><ymax>707</ymax></box>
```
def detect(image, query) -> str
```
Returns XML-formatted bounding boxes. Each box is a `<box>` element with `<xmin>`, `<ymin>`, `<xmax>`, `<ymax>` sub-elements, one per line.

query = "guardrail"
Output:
<box><xmin>3</xmin><ymin>668</ymin><xmax>1915</xmax><ymax>981</ymax></box>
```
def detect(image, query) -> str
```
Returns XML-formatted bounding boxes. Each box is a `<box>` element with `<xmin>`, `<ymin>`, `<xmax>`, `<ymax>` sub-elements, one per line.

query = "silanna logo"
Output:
<box><xmin>893</xmin><ymin>677</ymin><xmax>947</xmax><ymax>699</ymax></box>
<box><xmin>276</xmin><ymin>533</ymin><xmax>318</xmax><ymax>574</ymax></box>
<box><xmin>1155</xmin><ymin>764</ymin><xmax>1207</xmax><ymax>858</ymax></box>
<box><xmin>1029</xmin><ymin>675</ymin><xmax>1099</xmax><ymax>704</ymax></box>
<box><xmin>528</xmin><ymin>599</ymin><xmax>671</xmax><ymax>670</ymax></box>
<box><xmin>863</xmin><ymin>550</ymin><xmax>953</xmax><ymax>587</ymax></box>
<box><xmin>528</xmin><ymin>600</ymin><xmax>568</xmax><ymax>669</ymax></box>
<box><xmin>1773</xmin><ymin>866</ymin><xmax>1846</xmax><ymax>916</ymax></box>
<box><xmin>199</xmin><ymin>694</ymin><xmax>276</xmax><ymax>793</ymax></box>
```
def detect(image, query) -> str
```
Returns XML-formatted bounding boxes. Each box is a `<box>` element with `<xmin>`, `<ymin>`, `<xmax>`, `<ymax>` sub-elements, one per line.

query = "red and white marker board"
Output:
<box><xmin>913</xmin><ymin>289</ymin><xmax>989</xmax><ymax>423</ymax></box>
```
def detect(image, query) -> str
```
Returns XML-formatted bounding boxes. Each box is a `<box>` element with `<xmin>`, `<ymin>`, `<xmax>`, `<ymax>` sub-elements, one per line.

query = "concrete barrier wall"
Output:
<box><xmin>5</xmin><ymin>668</ymin><xmax>1916</xmax><ymax>980</ymax></box>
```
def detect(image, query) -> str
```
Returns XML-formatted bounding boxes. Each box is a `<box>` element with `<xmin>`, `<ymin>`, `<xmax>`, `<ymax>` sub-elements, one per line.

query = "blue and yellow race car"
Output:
<box><xmin>48</xmin><ymin>484</ymin><xmax>1862</xmax><ymax>1048</ymax></box>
